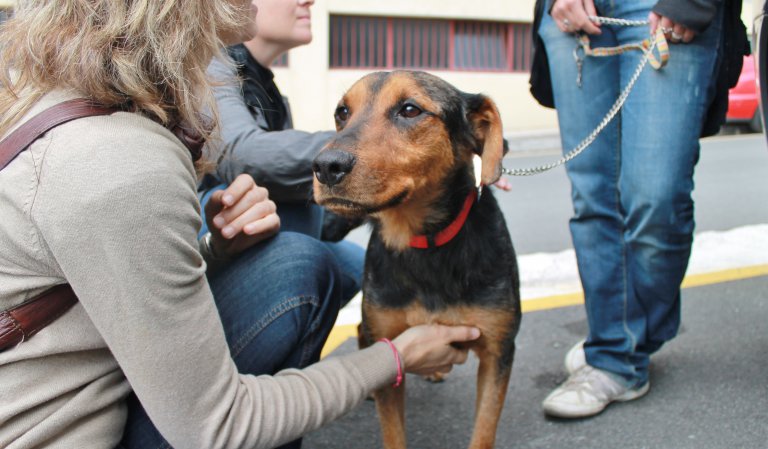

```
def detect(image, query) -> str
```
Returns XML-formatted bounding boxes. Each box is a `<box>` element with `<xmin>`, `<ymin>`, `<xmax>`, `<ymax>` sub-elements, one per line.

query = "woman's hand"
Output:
<box><xmin>551</xmin><ymin>0</ymin><xmax>601</xmax><ymax>35</ymax></box>
<box><xmin>649</xmin><ymin>12</ymin><xmax>696</xmax><ymax>43</ymax></box>
<box><xmin>391</xmin><ymin>324</ymin><xmax>481</xmax><ymax>376</ymax></box>
<box><xmin>204</xmin><ymin>174</ymin><xmax>281</xmax><ymax>258</ymax></box>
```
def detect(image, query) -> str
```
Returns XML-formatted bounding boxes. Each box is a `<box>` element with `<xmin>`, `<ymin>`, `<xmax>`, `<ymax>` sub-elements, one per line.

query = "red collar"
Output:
<box><xmin>409</xmin><ymin>189</ymin><xmax>478</xmax><ymax>249</ymax></box>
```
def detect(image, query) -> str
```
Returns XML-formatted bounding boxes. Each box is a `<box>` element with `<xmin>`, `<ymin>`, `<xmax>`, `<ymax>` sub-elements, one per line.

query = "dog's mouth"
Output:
<box><xmin>320</xmin><ymin>189</ymin><xmax>410</xmax><ymax>215</ymax></box>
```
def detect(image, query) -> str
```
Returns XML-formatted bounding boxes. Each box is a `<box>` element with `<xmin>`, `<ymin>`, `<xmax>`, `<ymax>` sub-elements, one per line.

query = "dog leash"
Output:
<box><xmin>502</xmin><ymin>16</ymin><xmax>669</xmax><ymax>177</ymax></box>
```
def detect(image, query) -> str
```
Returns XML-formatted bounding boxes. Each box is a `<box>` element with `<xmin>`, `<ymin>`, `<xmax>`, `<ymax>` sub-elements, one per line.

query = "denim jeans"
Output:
<box><xmin>539</xmin><ymin>0</ymin><xmax>722</xmax><ymax>388</ymax></box>
<box><xmin>118</xmin><ymin>232</ymin><xmax>343</xmax><ymax>449</ymax></box>
<box><xmin>199</xmin><ymin>185</ymin><xmax>364</xmax><ymax>306</ymax></box>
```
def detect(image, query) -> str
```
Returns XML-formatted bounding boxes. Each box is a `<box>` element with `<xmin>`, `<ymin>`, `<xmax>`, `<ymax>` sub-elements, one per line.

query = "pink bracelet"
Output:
<box><xmin>378</xmin><ymin>338</ymin><xmax>403</xmax><ymax>388</ymax></box>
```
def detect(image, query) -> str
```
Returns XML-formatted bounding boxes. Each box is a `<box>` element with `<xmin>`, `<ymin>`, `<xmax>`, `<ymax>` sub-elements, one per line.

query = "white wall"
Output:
<box><xmin>274</xmin><ymin>0</ymin><xmax>559</xmax><ymax>134</ymax></box>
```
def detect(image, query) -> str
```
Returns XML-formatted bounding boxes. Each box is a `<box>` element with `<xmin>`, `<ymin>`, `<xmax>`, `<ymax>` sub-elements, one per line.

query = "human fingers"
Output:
<box><xmin>659</xmin><ymin>16</ymin><xmax>676</xmax><ymax>40</ymax></box>
<box><xmin>439</xmin><ymin>325</ymin><xmax>482</xmax><ymax>344</ymax></box>
<box><xmin>582</xmin><ymin>0</ymin><xmax>601</xmax><ymax>34</ymax></box>
<box><xmin>218</xmin><ymin>192</ymin><xmax>276</xmax><ymax>239</ymax></box>
<box><xmin>648</xmin><ymin>12</ymin><xmax>661</xmax><ymax>34</ymax></box>
<box><xmin>673</xmin><ymin>23</ymin><xmax>695</xmax><ymax>43</ymax></box>
<box><xmin>212</xmin><ymin>184</ymin><xmax>269</xmax><ymax>230</ymax></box>
<box><xmin>241</xmin><ymin>211</ymin><xmax>281</xmax><ymax>237</ymax></box>
<box><xmin>551</xmin><ymin>0</ymin><xmax>600</xmax><ymax>35</ymax></box>
<box><xmin>220</xmin><ymin>173</ymin><xmax>259</xmax><ymax>208</ymax></box>
<box><xmin>204</xmin><ymin>190</ymin><xmax>226</xmax><ymax>231</ymax></box>
<box><xmin>392</xmin><ymin>325</ymin><xmax>478</xmax><ymax>376</ymax></box>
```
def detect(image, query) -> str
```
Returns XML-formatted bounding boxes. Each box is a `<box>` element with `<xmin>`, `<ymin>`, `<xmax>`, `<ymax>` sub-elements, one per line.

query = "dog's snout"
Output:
<box><xmin>312</xmin><ymin>150</ymin><xmax>356</xmax><ymax>187</ymax></box>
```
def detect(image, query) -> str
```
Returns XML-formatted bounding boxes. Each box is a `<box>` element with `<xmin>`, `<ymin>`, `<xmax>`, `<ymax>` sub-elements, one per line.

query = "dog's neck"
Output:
<box><xmin>374</xmin><ymin>169</ymin><xmax>476</xmax><ymax>251</ymax></box>
<box><xmin>409</xmin><ymin>189</ymin><xmax>477</xmax><ymax>249</ymax></box>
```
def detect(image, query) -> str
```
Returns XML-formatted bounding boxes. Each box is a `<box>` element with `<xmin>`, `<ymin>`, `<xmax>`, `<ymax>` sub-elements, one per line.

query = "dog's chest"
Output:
<box><xmin>363</xmin><ymin>233</ymin><xmax>517</xmax><ymax>312</ymax></box>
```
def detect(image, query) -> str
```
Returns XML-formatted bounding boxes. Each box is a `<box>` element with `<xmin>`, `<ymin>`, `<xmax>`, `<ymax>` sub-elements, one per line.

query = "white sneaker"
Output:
<box><xmin>564</xmin><ymin>339</ymin><xmax>586</xmax><ymax>374</ymax></box>
<box><xmin>542</xmin><ymin>365</ymin><xmax>650</xmax><ymax>418</ymax></box>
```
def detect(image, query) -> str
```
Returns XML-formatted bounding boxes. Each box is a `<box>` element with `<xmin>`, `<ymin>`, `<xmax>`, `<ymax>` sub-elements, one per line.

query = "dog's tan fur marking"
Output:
<box><xmin>316</xmin><ymin>73</ymin><xmax>460</xmax><ymax>250</ymax></box>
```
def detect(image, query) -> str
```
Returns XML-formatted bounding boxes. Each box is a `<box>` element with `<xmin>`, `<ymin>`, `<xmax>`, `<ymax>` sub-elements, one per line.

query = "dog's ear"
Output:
<box><xmin>466</xmin><ymin>94</ymin><xmax>504</xmax><ymax>185</ymax></box>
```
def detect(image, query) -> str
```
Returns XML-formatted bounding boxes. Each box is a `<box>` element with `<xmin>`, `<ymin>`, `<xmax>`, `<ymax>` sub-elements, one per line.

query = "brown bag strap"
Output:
<box><xmin>0</xmin><ymin>98</ymin><xmax>120</xmax><ymax>171</ymax></box>
<box><xmin>0</xmin><ymin>285</ymin><xmax>78</xmax><ymax>352</ymax></box>
<box><xmin>0</xmin><ymin>98</ymin><xmax>119</xmax><ymax>352</ymax></box>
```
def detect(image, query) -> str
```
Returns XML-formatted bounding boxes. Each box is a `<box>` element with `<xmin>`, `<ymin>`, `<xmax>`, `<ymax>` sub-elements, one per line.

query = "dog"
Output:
<box><xmin>312</xmin><ymin>70</ymin><xmax>520</xmax><ymax>449</ymax></box>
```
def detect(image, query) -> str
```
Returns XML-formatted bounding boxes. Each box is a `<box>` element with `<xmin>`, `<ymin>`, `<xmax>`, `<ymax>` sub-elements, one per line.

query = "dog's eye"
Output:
<box><xmin>335</xmin><ymin>106</ymin><xmax>350</xmax><ymax>122</ymax></box>
<box><xmin>398</xmin><ymin>104</ymin><xmax>422</xmax><ymax>119</ymax></box>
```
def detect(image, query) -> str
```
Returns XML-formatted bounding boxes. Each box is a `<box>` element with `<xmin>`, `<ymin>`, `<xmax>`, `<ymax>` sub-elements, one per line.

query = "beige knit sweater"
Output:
<box><xmin>0</xmin><ymin>91</ymin><xmax>395</xmax><ymax>449</ymax></box>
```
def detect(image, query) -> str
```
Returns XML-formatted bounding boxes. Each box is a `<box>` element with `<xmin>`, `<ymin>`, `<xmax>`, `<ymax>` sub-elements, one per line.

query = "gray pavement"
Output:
<box><xmin>305</xmin><ymin>274</ymin><xmax>768</xmax><ymax>449</ymax></box>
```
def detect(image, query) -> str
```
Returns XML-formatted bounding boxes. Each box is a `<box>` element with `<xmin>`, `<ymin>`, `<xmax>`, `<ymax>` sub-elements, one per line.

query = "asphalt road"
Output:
<box><xmin>305</xmin><ymin>275</ymin><xmax>768</xmax><ymax>449</ymax></box>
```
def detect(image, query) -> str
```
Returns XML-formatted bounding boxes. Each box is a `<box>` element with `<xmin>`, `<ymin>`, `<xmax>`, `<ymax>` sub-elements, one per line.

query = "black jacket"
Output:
<box><xmin>529</xmin><ymin>0</ymin><xmax>750</xmax><ymax>137</ymax></box>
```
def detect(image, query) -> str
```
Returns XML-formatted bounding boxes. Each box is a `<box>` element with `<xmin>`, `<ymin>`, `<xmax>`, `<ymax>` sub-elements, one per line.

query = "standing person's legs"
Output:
<box><xmin>617</xmin><ymin>3</ymin><xmax>722</xmax><ymax>384</ymax></box>
<box><xmin>118</xmin><ymin>232</ymin><xmax>343</xmax><ymax>449</ymax></box>
<box><xmin>541</xmin><ymin>0</ymin><xmax>723</xmax><ymax>417</ymax></box>
<box><xmin>538</xmin><ymin>0</ymin><xmax>629</xmax><ymax>378</ymax></box>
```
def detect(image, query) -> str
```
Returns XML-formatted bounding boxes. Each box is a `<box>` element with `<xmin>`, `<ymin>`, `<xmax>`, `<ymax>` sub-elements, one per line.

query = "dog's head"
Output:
<box><xmin>312</xmin><ymin>71</ymin><xmax>504</xmax><ymax>246</ymax></box>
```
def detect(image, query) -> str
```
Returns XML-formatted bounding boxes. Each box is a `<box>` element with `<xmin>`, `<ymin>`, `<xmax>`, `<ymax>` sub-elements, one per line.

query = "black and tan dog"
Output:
<box><xmin>312</xmin><ymin>70</ymin><xmax>520</xmax><ymax>449</ymax></box>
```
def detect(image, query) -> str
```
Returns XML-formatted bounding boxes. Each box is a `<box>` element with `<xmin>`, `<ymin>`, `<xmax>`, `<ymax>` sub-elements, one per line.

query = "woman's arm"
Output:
<box><xmin>208</xmin><ymin>57</ymin><xmax>334</xmax><ymax>203</ymax></box>
<box><xmin>33</xmin><ymin>114</ymin><xmax>390</xmax><ymax>448</ymax></box>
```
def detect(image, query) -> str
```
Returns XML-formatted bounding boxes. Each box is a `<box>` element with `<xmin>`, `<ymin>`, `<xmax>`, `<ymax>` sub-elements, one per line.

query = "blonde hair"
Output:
<box><xmin>0</xmin><ymin>0</ymin><xmax>249</xmax><ymax>145</ymax></box>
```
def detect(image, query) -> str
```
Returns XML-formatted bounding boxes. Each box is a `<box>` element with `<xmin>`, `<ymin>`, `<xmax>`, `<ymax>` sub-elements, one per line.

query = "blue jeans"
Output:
<box><xmin>539</xmin><ymin>0</ymin><xmax>722</xmax><ymax>388</ymax></box>
<box><xmin>118</xmin><ymin>232</ymin><xmax>343</xmax><ymax>449</ymax></box>
<box><xmin>199</xmin><ymin>185</ymin><xmax>364</xmax><ymax>306</ymax></box>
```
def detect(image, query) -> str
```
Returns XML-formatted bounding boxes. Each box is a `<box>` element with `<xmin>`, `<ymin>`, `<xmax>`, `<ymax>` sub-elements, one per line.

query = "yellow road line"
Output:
<box><xmin>321</xmin><ymin>264</ymin><xmax>768</xmax><ymax>357</ymax></box>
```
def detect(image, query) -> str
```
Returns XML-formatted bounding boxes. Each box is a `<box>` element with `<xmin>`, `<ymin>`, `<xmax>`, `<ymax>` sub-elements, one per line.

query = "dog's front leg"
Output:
<box><xmin>360</xmin><ymin>302</ymin><xmax>410</xmax><ymax>449</ymax></box>
<box><xmin>468</xmin><ymin>344</ymin><xmax>514</xmax><ymax>449</ymax></box>
<box><xmin>373</xmin><ymin>379</ymin><xmax>407</xmax><ymax>449</ymax></box>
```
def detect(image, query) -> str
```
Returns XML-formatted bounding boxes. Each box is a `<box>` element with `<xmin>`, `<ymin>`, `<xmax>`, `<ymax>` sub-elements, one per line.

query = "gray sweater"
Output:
<box><xmin>206</xmin><ymin>56</ymin><xmax>334</xmax><ymax>203</ymax></box>
<box><xmin>0</xmin><ymin>90</ymin><xmax>396</xmax><ymax>449</ymax></box>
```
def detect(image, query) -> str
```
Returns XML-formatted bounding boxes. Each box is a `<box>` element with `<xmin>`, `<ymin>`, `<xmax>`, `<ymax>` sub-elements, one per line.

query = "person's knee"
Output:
<box><xmin>276</xmin><ymin>232</ymin><xmax>344</xmax><ymax>314</ymax></box>
<box><xmin>624</xmin><ymin>188</ymin><xmax>695</xmax><ymax>246</ymax></box>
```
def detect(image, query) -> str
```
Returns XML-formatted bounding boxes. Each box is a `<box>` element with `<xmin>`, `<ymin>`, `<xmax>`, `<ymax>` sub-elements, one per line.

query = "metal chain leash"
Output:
<box><xmin>502</xmin><ymin>16</ymin><xmax>665</xmax><ymax>177</ymax></box>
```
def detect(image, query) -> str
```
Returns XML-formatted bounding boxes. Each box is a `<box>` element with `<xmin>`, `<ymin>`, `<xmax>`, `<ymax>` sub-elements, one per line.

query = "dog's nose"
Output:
<box><xmin>312</xmin><ymin>150</ymin><xmax>356</xmax><ymax>187</ymax></box>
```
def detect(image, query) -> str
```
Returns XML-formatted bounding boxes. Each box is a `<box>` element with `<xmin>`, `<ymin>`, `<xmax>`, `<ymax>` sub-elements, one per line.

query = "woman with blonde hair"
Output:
<box><xmin>0</xmin><ymin>1</ymin><xmax>480</xmax><ymax>448</ymax></box>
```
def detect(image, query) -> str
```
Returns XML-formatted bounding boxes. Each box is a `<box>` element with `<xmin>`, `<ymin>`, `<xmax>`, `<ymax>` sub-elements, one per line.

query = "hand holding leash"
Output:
<box><xmin>649</xmin><ymin>12</ymin><xmax>696</xmax><ymax>43</ymax></box>
<box><xmin>391</xmin><ymin>324</ymin><xmax>481</xmax><ymax>376</ymax></box>
<box><xmin>551</xmin><ymin>0</ymin><xmax>601</xmax><ymax>35</ymax></box>
<box><xmin>205</xmin><ymin>173</ymin><xmax>281</xmax><ymax>257</ymax></box>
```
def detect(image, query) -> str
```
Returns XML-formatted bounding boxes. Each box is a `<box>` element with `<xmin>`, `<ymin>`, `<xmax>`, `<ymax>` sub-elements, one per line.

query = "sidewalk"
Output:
<box><xmin>323</xmin><ymin>224</ymin><xmax>768</xmax><ymax>357</ymax></box>
<box><xmin>504</xmin><ymin>128</ymin><xmax>562</xmax><ymax>155</ymax></box>
<box><xmin>307</xmin><ymin>271</ymin><xmax>768</xmax><ymax>449</ymax></box>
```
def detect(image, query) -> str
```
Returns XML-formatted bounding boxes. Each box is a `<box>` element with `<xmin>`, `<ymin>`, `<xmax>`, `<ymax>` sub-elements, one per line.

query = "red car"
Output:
<box><xmin>726</xmin><ymin>54</ymin><xmax>762</xmax><ymax>132</ymax></box>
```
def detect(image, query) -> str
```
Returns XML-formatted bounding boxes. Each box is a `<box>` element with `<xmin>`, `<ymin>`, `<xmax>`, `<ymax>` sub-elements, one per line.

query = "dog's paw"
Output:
<box><xmin>423</xmin><ymin>372</ymin><xmax>447</xmax><ymax>383</ymax></box>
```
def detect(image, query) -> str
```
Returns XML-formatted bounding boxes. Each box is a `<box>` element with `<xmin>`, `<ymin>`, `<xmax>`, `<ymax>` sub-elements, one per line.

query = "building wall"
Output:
<box><xmin>274</xmin><ymin>0</ymin><xmax>559</xmax><ymax>134</ymax></box>
<box><xmin>0</xmin><ymin>0</ymin><xmax>755</xmax><ymax>135</ymax></box>
<box><xmin>276</xmin><ymin>0</ymin><xmax>755</xmax><ymax>134</ymax></box>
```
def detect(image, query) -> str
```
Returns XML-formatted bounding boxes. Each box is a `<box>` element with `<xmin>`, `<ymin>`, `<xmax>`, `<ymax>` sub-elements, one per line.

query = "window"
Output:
<box><xmin>329</xmin><ymin>15</ymin><xmax>532</xmax><ymax>73</ymax></box>
<box><xmin>329</xmin><ymin>15</ymin><xmax>388</xmax><ymax>68</ymax></box>
<box><xmin>392</xmin><ymin>19</ymin><xmax>450</xmax><ymax>69</ymax></box>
